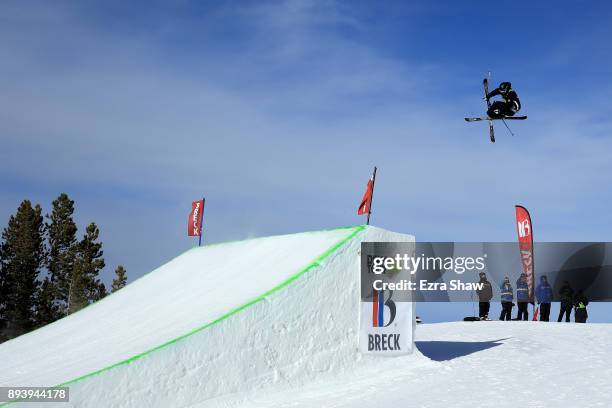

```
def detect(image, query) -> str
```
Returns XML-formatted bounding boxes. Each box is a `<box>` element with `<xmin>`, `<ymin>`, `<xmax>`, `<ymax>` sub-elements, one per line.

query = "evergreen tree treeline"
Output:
<box><xmin>0</xmin><ymin>194</ymin><xmax>127</xmax><ymax>343</ymax></box>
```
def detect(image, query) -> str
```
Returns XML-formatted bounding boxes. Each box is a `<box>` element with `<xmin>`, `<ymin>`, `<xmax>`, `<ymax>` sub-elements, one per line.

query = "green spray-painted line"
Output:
<box><xmin>0</xmin><ymin>225</ymin><xmax>366</xmax><ymax>407</ymax></box>
<box><xmin>1</xmin><ymin>225</ymin><xmax>361</xmax><ymax>348</ymax></box>
<box><xmin>61</xmin><ymin>226</ymin><xmax>365</xmax><ymax>387</ymax></box>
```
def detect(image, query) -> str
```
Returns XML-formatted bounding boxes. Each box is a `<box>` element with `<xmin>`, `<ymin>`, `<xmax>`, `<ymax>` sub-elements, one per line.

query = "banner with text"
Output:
<box><xmin>359</xmin><ymin>242</ymin><xmax>415</xmax><ymax>355</ymax></box>
<box><xmin>360</xmin><ymin>242</ymin><xmax>612</xmax><ymax>303</ymax></box>
<box><xmin>187</xmin><ymin>199</ymin><xmax>205</xmax><ymax>237</ymax></box>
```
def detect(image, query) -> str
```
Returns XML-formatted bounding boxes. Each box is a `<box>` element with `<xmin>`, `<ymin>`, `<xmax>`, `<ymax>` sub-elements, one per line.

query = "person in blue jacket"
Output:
<box><xmin>499</xmin><ymin>277</ymin><xmax>514</xmax><ymax>321</ymax></box>
<box><xmin>535</xmin><ymin>275</ymin><xmax>553</xmax><ymax>321</ymax></box>
<box><xmin>515</xmin><ymin>273</ymin><xmax>530</xmax><ymax>320</ymax></box>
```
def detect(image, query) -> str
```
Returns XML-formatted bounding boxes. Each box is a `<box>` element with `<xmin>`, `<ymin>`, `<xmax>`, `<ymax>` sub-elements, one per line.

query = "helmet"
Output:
<box><xmin>499</xmin><ymin>82</ymin><xmax>512</xmax><ymax>92</ymax></box>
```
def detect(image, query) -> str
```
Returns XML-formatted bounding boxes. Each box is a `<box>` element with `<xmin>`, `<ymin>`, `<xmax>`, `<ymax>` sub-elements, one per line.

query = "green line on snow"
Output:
<box><xmin>0</xmin><ymin>225</ymin><xmax>366</xmax><ymax>407</ymax></box>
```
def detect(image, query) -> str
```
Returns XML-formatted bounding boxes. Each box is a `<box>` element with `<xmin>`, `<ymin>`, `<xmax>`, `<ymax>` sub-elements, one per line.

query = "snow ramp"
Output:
<box><xmin>0</xmin><ymin>225</ymin><xmax>415</xmax><ymax>407</ymax></box>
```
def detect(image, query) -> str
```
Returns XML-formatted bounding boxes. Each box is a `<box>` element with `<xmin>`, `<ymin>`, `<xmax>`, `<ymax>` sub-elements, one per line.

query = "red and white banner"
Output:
<box><xmin>357</xmin><ymin>177</ymin><xmax>374</xmax><ymax>216</ymax></box>
<box><xmin>515</xmin><ymin>205</ymin><xmax>534</xmax><ymax>302</ymax></box>
<box><xmin>188</xmin><ymin>199</ymin><xmax>205</xmax><ymax>237</ymax></box>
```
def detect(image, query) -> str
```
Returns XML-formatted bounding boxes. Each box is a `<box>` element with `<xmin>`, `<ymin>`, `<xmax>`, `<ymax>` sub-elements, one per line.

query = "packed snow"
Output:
<box><xmin>3</xmin><ymin>225</ymin><xmax>609</xmax><ymax>407</ymax></box>
<box><xmin>0</xmin><ymin>226</ymin><xmax>415</xmax><ymax>407</ymax></box>
<box><xmin>220</xmin><ymin>321</ymin><xmax>612</xmax><ymax>408</ymax></box>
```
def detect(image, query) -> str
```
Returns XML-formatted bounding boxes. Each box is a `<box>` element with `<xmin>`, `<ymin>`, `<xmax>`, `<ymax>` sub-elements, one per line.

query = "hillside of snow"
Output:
<box><xmin>3</xmin><ymin>224</ymin><xmax>609</xmax><ymax>408</ymax></box>
<box><xmin>0</xmin><ymin>225</ymin><xmax>415</xmax><ymax>407</ymax></box>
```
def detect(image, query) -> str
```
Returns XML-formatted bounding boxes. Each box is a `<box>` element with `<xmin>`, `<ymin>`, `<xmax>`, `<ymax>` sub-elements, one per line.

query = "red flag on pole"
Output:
<box><xmin>188</xmin><ymin>199</ymin><xmax>205</xmax><ymax>237</ymax></box>
<box><xmin>357</xmin><ymin>167</ymin><xmax>377</xmax><ymax>225</ymax></box>
<box><xmin>357</xmin><ymin>178</ymin><xmax>374</xmax><ymax>216</ymax></box>
<box><xmin>515</xmin><ymin>205</ymin><xmax>535</xmax><ymax>303</ymax></box>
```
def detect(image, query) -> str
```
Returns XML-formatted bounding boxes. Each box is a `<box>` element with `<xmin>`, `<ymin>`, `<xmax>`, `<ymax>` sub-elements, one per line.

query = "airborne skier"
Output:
<box><xmin>486</xmin><ymin>81</ymin><xmax>521</xmax><ymax>119</ymax></box>
<box><xmin>464</xmin><ymin>77</ymin><xmax>526</xmax><ymax>143</ymax></box>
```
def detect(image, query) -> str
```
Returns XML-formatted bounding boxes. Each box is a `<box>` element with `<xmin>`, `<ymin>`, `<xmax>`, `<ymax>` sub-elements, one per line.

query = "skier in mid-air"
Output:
<box><xmin>486</xmin><ymin>81</ymin><xmax>521</xmax><ymax>119</ymax></box>
<box><xmin>465</xmin><ymin>78</ymin><xmax>526</xmax><ymax>142</ymax></box>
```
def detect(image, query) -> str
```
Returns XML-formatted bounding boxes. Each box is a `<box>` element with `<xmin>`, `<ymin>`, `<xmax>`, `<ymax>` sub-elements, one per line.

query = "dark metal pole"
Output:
<box><xmin>366</xmin><ymin>166</ymin><xmax>377</xmax><ymax>225</ymax></box>
<box><xmin>198</xmin><ymin>197</ymin><xmax>205</xmax><ymax>247</ymax></box>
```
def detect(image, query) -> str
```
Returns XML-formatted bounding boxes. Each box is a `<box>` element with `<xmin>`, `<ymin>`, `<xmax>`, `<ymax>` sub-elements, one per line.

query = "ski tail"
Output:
<box><xmin>484</xmin><ymin>78</ymin><xmax>495</xmax><ymax>142</ymax></box>
<box><xmin>465</xmin><ymin>116</ymin><xmax>527</xmax><ymax>122</ymax></box>
<box><xmin>483</xmin><ymin>78</ymin><xmax>492</xmax><ymax>109</ymax></box>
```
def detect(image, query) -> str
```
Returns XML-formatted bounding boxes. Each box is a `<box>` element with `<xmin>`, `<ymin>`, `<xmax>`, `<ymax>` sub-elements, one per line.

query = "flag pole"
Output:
<box><xmin>198</xmin><ymin>197</ymin><xmax>205</xmax><ymax>247</ymax></box>
<box><xmin>367</xmin><ymin>166</ymin><xmax>377</xmax><ymax>225</ymax></box>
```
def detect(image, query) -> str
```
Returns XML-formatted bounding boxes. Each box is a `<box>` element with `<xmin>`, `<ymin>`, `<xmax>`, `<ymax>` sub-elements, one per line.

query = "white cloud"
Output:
<box><xmin>1</xmin><ymin>0</ymin><xmax>612</xmax><ymax>284</ymax></box>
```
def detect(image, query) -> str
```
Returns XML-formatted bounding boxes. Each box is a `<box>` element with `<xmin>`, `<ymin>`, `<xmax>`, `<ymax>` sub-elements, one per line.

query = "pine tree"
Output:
<box><xmin>68</xmin><ymin>223</ymin><xmax>106</xmax><ymax>314</ymax></box>
<box><xmin>111</xmin><ymin>265</ymin><xmax>127</xmax><ymax>292</ymax></box>
<box><xmin>0</xmin><ymin>200</ymin><xmax>44</xmax><ymax>341</ymax></box>
<box><xmin>45</xmin><ymin>193</ymin><xmax>78</xmax><ymax>317</ymax></box>
<box><xmin>34</xmin><ymin>277</ymin><xmax>60</xmax><ymax>328</ymax></box>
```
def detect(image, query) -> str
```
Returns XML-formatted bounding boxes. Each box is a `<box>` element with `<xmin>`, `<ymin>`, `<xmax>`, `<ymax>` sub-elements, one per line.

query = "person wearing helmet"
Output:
<box><xmin>486</xmin><ymin>81</ymin><xmax>521</xmax><ymax>119</ymax></box>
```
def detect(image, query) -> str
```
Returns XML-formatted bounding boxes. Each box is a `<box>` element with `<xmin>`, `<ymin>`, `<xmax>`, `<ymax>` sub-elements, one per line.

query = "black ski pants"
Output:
<box><xmin>488</xmin><ymin>101</ymin><xmax>517</xmax><ymax>119</ymax></box>
<box><xmin>539</xmin><ymin>303</ymin><xmax>551</xmax><ymax>321</ymax></box>
<box><xmin>500</xmin><ymin>302</ymin><xmax>513</xmax><ymax>321</ymax></box>
<box><xmin>558</xmin><ymin>301</ymin><xmax>572</xmax><ymax>322</ymax></box>
<box><xmin>517</xmin><ymin>302</ymin><xmax>529</xmax><ymax>321</ymax></box>
<box><xmin>479</xmin><ymin>302</ymin><xmax>490</xmax><ymax>319</ymax></box>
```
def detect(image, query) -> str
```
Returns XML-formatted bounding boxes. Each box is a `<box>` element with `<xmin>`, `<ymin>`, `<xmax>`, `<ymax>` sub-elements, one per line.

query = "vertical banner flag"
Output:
<box><xmin>188</xmin><ymin>199</ymin><xmax>205</xmax><ymax>237</ymax></box>
<box><xmin>357</xmin><ymin>179</ymin><xmax>373</xmax><ymax>215</ymax></box>
<box><xmin>515</xmin><ymin>205</ymin><xmax>535</xmax><ymax>302</ymax></box>
<box><xmin>357</xmin><ymin>167</ymin><xmax>377</xmax><ymax>225</ymax></box>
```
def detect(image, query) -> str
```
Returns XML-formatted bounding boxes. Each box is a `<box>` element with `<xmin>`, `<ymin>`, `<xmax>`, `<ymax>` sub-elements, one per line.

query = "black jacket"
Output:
<box><xmin>559</xmin><ymin>283</ymin><xmax>574</xmax><ymax>303</ymax></box>
<box><xmin>487</xmin><ymin>87</ymin><xmax>521</xmax><ymax>110</ymax></box>
<box><xmin>574</xmin><ymin>293</ymin><xmax>589</xmax><ymax>308</ymax></box>
<box><xmin>477</xmin><ymin>279</ymin><xmax>493</xmax><ymax>302</ymax></box>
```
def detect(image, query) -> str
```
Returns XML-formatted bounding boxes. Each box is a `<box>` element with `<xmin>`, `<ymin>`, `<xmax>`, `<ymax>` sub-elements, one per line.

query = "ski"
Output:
<box><xmin>465</xmin><ymin>116</ymin><xmax>528</xmax><ymax>122</ymax></box>
<box><xmin>483</xmin><ymin>78</ymin><xmax>495</xmax><ymax>143</ymax></box>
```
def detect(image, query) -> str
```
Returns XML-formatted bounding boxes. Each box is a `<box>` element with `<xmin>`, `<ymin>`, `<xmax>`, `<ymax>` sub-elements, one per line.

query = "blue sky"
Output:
<box><xmin>2</xmin><ymin>0</ymin><xmax>612</xmax><ymax>322</ymax></box>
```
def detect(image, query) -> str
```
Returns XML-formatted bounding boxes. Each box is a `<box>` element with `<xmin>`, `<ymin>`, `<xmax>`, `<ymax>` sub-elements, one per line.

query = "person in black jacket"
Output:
<box><xmin>476</xmin><ymin>272</ymin><xmax>493</xmax><ymax>320</ymax></box>
<box><xmin>557</xmin><ymin>281</ymin><xmax>574</xmax><ymax>322</ymax></box>
<box><xmin>574</xmin><ymin>289</ymin><xmax>589</xmax><ymax>323</ymax></box>
<box><xmin>487</xmin><ymin>81</ymin><xmax>521</xmax><ymax>119</ymax></box>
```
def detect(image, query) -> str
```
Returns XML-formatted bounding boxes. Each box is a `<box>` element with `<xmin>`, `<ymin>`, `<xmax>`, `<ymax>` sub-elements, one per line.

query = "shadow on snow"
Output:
<box><xmin>415</xmin><ymin>338</ymin><xmax>510</xmax><ymax>361</ymax></box>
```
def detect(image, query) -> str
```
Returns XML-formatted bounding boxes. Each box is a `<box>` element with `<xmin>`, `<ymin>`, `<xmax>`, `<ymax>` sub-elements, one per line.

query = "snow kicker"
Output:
<box><xmin>0</xmin><ymin>225</ymin><xmax>414</xmax><ymax>407</ymax></box>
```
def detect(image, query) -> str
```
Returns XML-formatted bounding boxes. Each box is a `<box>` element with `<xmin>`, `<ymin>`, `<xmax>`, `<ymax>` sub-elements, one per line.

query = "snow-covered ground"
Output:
<box><xmin>2</xmin><ymin>225</ymin><xmax>610</xmax><ymax>408</ymax></box>
<box><xmin>0</xmin><ymin>226</ymin><xmax>415</xmax><ymax>407</ymax></box>
<box><xmin>225</xmin><ymin>321</ymin><xmax>612</xmax><ymax>408</ymax></box>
